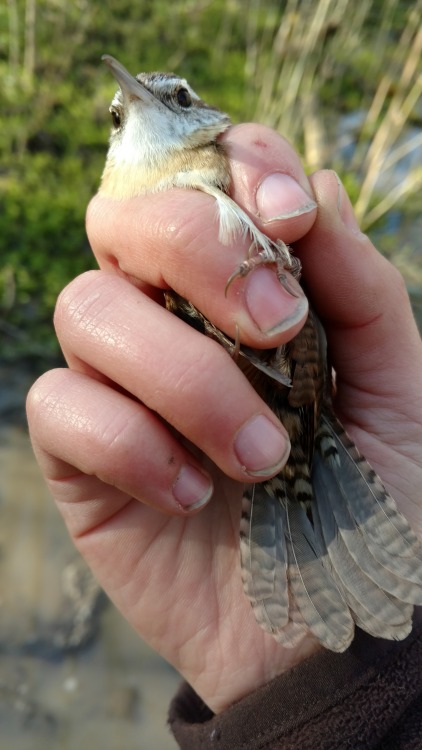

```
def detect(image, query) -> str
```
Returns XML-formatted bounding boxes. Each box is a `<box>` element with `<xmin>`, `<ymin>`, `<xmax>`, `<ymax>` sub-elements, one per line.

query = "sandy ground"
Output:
<box><xmin>0</xmin><ymin>422</ymin><xmax>180</xmax><ymax>749</ymax></box>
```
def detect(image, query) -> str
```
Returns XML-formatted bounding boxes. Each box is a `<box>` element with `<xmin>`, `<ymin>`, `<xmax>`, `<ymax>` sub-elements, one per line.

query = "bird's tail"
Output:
<box><xmin>240</xmin><ymin>415</ymin><xmax>422</xmax><ymax>650</ymax></box>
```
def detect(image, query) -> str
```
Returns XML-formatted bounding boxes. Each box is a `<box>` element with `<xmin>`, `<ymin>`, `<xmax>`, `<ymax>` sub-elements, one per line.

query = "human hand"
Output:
<box><xmin>27</xmin><ymin>124</ymin><xmax>422</xmax><ymax>714</ymax></box>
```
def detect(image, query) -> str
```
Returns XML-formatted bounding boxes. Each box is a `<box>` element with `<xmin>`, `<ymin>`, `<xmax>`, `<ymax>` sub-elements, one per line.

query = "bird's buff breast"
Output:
<box><xmin>100</xmin><ymin>142</ymin><xmax>230</xmax><ymax>200</ymax></box>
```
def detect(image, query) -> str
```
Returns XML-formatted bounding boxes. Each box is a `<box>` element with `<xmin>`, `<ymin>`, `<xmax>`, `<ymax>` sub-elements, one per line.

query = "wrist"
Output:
<box><xmin>183</xmin><ymin>625</ymin><xmax>320</xmax><ymax>714</ymax></box>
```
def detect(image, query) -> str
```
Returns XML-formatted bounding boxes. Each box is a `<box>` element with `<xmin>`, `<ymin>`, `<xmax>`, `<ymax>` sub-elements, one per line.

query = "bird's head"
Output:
<box><xmin>101</xmin><ymin>55</ymin><xmax>231</xmax><ymax>193</ymax></box>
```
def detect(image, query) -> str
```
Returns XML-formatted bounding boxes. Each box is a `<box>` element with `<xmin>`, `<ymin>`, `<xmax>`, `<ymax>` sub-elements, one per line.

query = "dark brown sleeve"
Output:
<box><xmin>168</xmin><ymin>609</ymin><xmax>422</xmax><ymax>750</ymax></box>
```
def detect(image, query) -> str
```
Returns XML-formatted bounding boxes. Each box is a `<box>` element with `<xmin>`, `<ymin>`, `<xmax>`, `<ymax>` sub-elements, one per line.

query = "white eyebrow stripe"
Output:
<box><xmin>136</xmin><ymin>74</ymin><xmax>201</xmax><ymax>101</ymax></box>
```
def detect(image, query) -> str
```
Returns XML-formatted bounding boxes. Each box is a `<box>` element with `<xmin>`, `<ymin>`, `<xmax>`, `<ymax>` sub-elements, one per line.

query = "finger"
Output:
<box><xmin>297</xmin><ymin>170</ymin><xmax>422</xmax><ymax>430</ymax></box>
<box><xmin>54</xmin><ymin>271</ymin><xmax>291</xmax><ymax>483</ymax></box>
<box><xmin>86</xmin><ymin>123</ymin><xmax>315</xmax><ymax>348</ymax></box>
<box><xmin>27</xmin><ymin>368</ymin><xmax>214</xmax><ymax>517</ymax></box>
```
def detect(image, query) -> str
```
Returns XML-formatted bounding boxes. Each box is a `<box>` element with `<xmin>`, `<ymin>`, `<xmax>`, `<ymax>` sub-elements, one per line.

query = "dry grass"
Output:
<box><xmin>243</xmin><ymin>0</ymin><xmax>422</xmax><ymax>235</ymax></box>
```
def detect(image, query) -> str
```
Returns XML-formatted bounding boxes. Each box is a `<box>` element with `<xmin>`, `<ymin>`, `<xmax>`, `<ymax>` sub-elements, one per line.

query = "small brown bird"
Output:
<box><xmin>100</xmin><ymin>55</ymin><xmax>422</xmax><ymax>652</ymax></box>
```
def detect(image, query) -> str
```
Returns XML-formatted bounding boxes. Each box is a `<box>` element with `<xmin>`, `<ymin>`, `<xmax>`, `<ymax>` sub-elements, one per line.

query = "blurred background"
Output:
<box><xmin>1</xmin><ymin>0</ymin><xmax>421</xmax><ymax>747</ymax></box>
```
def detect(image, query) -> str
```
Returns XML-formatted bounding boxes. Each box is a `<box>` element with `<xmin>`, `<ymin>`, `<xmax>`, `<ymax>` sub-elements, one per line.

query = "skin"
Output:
<box><xmin>27</xmin><ymin>124</ymin><xmax>422</xmax><ymax>715</ymax></box>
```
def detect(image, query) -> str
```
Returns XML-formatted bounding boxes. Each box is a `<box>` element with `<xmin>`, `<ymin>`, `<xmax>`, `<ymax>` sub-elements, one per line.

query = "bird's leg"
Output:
<box><xmin>231</xmin><ymin>323</ymin><xmax>241</xmax><ymax>360</ymax></box>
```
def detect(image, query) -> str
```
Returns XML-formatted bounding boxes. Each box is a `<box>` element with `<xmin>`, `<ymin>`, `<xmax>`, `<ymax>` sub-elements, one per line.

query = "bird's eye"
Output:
<box><xmin>109</xmin><ymin>107</ymin><xmax>121</xmax><ymax>128</ymax></box>
<box><xmin>176</xmin><ymin>88</ymin><xmax>192</xmax><ymax>108</ymax></box>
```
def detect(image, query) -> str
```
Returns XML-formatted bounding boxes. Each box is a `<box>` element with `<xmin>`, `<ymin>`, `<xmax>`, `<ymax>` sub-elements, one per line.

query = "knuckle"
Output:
<box><xmin>387</xmin><ymin>262</ymin><xmax>408</xmax><ymax>301</ymax></box>
<box><xmin>26</xmin><ymin>369</ymin><xmax>69</xmax><ymax>434</ymax></box>
<box><xmin>370</xmin><ymin>256</ymin><xmax>409</xmax><ymax>309</ymax></box>
<box><xmin>85</xmin><ymin>195</ymin><xmax>108</xmax><ymax>249</ymax></box>
<box><xmin>173</xmin><ymin>339</ymin><xmax>227</xmax><ymax>399</ymax></box>
<box><xmin>156</xmin><ymin>192</ymin><xmax>216</xmax><ymax>270</ymax></box>
<box><xmin>93</xmin><ymin>407</ymin><xmax>142</xmax><ymax>467</ymax></box>
<box><xmin>53</xmin><ymin>270</ymin><xmax>116</xmax><ymax>340</ymax></box>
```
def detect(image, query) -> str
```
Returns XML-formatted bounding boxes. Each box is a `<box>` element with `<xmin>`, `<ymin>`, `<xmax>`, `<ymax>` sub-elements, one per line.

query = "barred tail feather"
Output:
<box><xmin>312</xmin><ymin>475</ymin><xmax>415</xmax><ymax>633</ymax></box>
<box><xmin>241</xmin><ymin>474</ymin><xmax>356</xmax><ymax>651</ymax></box>
<box><xmin>313</xmin><ymin>416</ymin><xmax>422</xmax><ymax>614</ymax></box>
<box><xmin>329</xmin><ymin>566</ymin><xmax>413</xmax><ymax>641</ymax></box>
<box><xmin>281</xmin><ymin>500</ymin><xmax>354</xmax><ymax>652</ymax></box>
<box><xmin>240</xmin><ymin>484</ymin><xmax>313</xmax><ymax>648</ymax></box>
<box><xmin>323</xmin><ymin>415</ymin><xmax>422</xmax><ymax>558</ymax></box>
<box><xmin>240</xmin><ymin>484</ymin><xmax>290</xmax><ymax>635</ymax></box>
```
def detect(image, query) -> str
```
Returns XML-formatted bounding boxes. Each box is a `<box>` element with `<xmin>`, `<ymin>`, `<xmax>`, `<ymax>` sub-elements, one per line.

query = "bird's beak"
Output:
<box><xmin>102</xmin><ymin>54</ymin><xmax>157</xmax><ymax>105</ymax></box>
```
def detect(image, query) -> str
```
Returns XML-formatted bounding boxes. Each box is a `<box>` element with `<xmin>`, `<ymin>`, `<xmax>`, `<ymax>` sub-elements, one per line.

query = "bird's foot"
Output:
<box><xmin>225</xmin><ymin>240</ymin><xmax>302</xmax><ymax>296</ymax></box>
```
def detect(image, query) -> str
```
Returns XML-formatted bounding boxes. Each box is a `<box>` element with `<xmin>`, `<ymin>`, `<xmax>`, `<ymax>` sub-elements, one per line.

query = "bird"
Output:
<box><xmin>100</xmin><ymin>54</ymin><xmax>422</xmax><ymax>652</ymax></box>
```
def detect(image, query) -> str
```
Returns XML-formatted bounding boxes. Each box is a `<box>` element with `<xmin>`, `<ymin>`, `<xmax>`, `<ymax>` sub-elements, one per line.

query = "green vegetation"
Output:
<box><xmin>1</xmin><ymin>0</ymin><xmax>421</xmax><ymax>366</ymax></box>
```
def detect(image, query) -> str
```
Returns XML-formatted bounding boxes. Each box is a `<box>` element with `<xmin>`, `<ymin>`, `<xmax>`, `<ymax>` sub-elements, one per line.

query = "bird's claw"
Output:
<box><xmin>225</xmin><ymin>241</ymin><xmax>302</xmax><ymax>297</ymax></box>
<box><xmin>225</xmin><ymin>254</ymin><xmax>266</xmax><ymax>296</ymax></box>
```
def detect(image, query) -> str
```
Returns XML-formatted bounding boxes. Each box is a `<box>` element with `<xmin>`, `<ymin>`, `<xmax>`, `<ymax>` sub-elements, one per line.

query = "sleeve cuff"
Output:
<box><xmin>169</xmin><ymin>609</ymin><xmax>422</xmax><ymax>750</ymax></box>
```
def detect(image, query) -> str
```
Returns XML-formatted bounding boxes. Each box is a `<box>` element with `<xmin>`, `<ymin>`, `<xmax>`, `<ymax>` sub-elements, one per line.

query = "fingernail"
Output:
<box><xmin>234</xmin><ymin>415</ymin><xmax>291</xmax><ymax>477</ymax></box>
<box><xmin>245</xmin><ymin>266</ymin><xmax>308</xmax><ymax>335</ymax></box>
<box><xmin>172</xmin><ymin>465</ymin><xmax>213</xmax><ymax>511</ymax></box>
<box><xmin>334</xmin><ymin>172</ymin><xmax>365</xmax><ymax>236</ymax></box>
<box><xmin>256</xmin><ymin>173</ymin><xmax>317</xmax><ymax>222</ymax></box>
